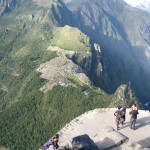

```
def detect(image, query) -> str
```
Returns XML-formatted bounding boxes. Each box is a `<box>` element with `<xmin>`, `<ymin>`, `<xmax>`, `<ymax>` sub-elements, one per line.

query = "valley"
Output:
<box><xmin>0</xmin><ymin>0</ymin><xmax>149</xmax><ymax>149</ymax></box>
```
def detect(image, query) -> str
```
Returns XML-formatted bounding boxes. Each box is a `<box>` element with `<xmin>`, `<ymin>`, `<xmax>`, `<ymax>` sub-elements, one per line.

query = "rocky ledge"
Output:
<box><xmin>40</xmin><ymin>108</ymin><xmax>150</xmax><ymax>150</ymax></box>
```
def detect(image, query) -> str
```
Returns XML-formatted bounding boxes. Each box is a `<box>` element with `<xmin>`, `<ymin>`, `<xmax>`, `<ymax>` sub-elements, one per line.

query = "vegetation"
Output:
<box><xmin>0</xmin><ymin>1</ymin><xmax>139</xmax><ymax>150</ymax></box>
<box><xmin>67</xmin><ymin>74</ymin><xmax>83</xmax><ymax>86</ymax></box>
<box><xmin>50</xmin><ymin>26</ymin><xmax>91</xmax><ymax>51</ymax></box>
<box><xmin>0</xmin><ymin>83</ymin><xmax>114</xmax><ymax>150</ymax></box>
<box><xmin>0</xmin><ymin>2</ymin><xmax>112</xmax><ymax>149</ymax></box>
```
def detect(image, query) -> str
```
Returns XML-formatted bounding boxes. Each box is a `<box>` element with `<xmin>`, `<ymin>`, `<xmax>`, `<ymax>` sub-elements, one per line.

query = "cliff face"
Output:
<box><xmin>63</xmin><ymin>0</ymin><xmax>150</xmax><ymax>106</ymax></box>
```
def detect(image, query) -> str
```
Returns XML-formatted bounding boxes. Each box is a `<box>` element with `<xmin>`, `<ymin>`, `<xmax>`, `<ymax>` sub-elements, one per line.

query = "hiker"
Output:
<box><xmin>114</xmin><ymin>106</ymin><xmax>122</xmax><ymax>130</ymax></box>
<box><xmin>43</xmin><ymin>134</ymin><xmax>59</xmax><ymax>150</ymax></box>
<box><xmin>131</xmin><ymin>104</ymin><xmax>138</xmax><ymax>110</ymax></box>
<box><xmin>120</xmin><ymin>105</ymin><xmax>127</xmax><ymax>125</ymax></box>
<box><xmin>129</xmin><ymin>109</ymin><xmax>139</xmax><ymax>130</ymax></box>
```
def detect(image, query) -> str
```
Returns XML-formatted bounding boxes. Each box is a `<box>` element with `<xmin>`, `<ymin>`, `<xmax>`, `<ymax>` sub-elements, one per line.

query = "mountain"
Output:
<box><xmin>124</xmin><ymin>0</ymin><xmax>150</xmax><ymax>13</ymax></box>
<box><xmin>0</xmin><ymin>0</ymin><xmax>139</xmax><ymax>150</ymax></box>
<box><xmin>0</xmin><ymin>0</ymin><xmax>149</xmax><ymax>150</ymax></box>
<box><xmin>63</xmin><ymin>0</ymin><xmax>150</xmax><ymax>108</ymax></box>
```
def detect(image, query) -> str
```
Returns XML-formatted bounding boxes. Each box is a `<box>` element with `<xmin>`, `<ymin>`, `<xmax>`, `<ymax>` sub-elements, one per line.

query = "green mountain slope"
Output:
<box><xmin>0</xmin><ymin>0</ymin><xmax>139</xmax><ymax>149</ymax></box>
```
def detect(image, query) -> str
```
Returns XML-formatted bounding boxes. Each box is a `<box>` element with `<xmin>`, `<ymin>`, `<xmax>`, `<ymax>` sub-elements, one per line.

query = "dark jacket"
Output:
<box><xmin>129</xmin><ymin>110</ymin><xmax>139</xmax><ymax>119</ymax></box>
<box><xmin>121</xmin><ymin>108</ymin><xmax>126</xmax><ymax>116</ymax></box>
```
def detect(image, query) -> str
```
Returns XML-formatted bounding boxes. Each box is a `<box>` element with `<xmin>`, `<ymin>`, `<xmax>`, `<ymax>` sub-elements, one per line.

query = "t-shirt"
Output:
<box><xmin>130</xmin><ymin>110</ymin><xmax>139</xmax><ymax>119</ymax></box>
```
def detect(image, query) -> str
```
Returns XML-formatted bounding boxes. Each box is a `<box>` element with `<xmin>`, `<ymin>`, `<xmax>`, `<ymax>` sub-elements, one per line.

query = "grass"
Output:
<box><xmin>67</xmin><ymin>74</ymin><xmax>83</xmax><ymax>86</ymax></box>
<box><xmin>50</xmin><ymin>26</ymin><xmax>91</xmax><ymax>51</ymax></box>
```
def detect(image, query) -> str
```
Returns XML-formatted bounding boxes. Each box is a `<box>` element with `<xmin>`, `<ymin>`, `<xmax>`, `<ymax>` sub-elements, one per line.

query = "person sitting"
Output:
<box><xmin>43</xmin><ymin>134</ymin><xmax>59</xmax><ymax>150</ymax></box>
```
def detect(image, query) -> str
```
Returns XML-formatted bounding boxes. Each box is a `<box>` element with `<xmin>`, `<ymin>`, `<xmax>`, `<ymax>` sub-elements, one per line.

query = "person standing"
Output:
<box><xmin>129</xmin><ymin>109</ymin><xmax>139</xmax><ymax>130</ymax></box>
<box><xmin>114</xmin><ymin>106</ymin><xmax>122</xmax><ymax>130</ymax></box>
<box><xmin>120</xmin><ymin>105</ymin><xmax>127</xmax><ymax>125</ymax></box>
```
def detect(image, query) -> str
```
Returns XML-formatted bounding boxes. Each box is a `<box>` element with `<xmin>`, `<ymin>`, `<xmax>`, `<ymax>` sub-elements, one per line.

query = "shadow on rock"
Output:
<box><xmin>96</xmin><ymin>137</ymin><xmax>122</xmax><ymax>150</ymax></box>
<box><xmin>58</xmin><ymin>134</ymin><xmax>99</xmax><ymax>150</ymax></box>
<box><xmin>137</xmin><ymin>136</ymin><xmax>150</xmax><ymax>148</ymax></box>
<box><xmin>72</xmin><ymin>134</ymin><xmax>99</xmax><ymax>150</ymax></box>
<box><xmin>136</xmin><ymin>116</ymin><xmax>150</xmax><ymax>129</ymax></box>
<box><xmin>119</xmin><ymin>122</ymin><xmax>130</xmax><ymax>129</ymax></box>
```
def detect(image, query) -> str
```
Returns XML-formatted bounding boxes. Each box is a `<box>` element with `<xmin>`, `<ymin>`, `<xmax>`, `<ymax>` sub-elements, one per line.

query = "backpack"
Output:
<box><xmin>120</xmin><ymin>108</ymin><xmax>126</xmax><ymax>116</ymax></box>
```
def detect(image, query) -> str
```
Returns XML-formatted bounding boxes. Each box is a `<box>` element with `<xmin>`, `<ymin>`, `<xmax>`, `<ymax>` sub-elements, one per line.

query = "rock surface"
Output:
<box><xmin>93</xmin><ymin>126</ymin><xmax>128</xmax><ymax>149</ymax></box>
<box><xmin>60</xmin><ymin>134</ymin><xmax>99</xmax><ymax>150</ymax></box>
<box><xmin>41</xmin><ymin>108</ymin><xmax>150</xmax><ymax>150</ymax></box>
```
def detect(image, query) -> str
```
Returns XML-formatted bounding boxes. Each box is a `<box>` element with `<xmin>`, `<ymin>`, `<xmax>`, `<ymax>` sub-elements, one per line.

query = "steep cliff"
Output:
<box><xmin>63</xmin><ymin>0</ymin><xmax>150</xmax><ymax>108</ymax></box>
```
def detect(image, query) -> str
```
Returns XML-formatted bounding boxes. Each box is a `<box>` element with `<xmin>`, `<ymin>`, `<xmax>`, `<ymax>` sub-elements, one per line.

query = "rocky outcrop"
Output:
<box><xmin>109</xmin><ymin>84</ymin><xmax>141</xmax><ymax>108</ymax></box>
<box><xmin>58</xmin><ymin>134</ymin><xmax>99</xmax><ymax>150</ymax></box>
<box><xmin>40</xmin><ymin>108</ymin><xmax>150</xmax><ymax>149</ymax></box>
<box><xmin>93</xmin><ymin>44</ymin><xmax>102</xmax><ymax>77</ymax></box>
<box><xmin>56</xmin><ymin>127</ymin><xmax>128</xmax><ymax>150</ymax></box>
<box><xmin>93</xmin><ymin>126</ymin><xmax>128</xmax><ymax>149</ymax></box>
<box><xmin>109</xmin><ymin>84</ymin><xmax>143</xmax><ymax>109</ymax></box>
<box><xmin>40</xmin><ymin>127</ymin><xmax>128</xmax><ymax>150</ymax></box>
<box><xmin>72</xmin><ymin>51</ymin><xmax>92</xmax><ymax>72</ymax></box>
